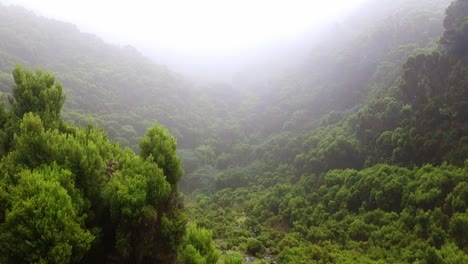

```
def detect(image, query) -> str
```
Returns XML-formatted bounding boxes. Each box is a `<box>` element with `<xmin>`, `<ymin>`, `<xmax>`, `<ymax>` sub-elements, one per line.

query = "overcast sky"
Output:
<box><xmin>3</xmin><ymin>0</ymin><xmax>365</xmax><ymax>53</ymax></box>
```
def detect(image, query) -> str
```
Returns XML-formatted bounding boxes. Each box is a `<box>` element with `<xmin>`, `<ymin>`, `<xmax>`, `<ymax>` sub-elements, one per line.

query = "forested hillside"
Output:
<box><xmin>0</xmin><ymin>3</ymin><xmax>240</xmax><ymax>149</ymax></box>
<box><xmin>185</xmin><ymin>0</ymin><xmax>468</xmax><ymax>263</ymax></box>
<box><xmin>182</xmin><ymin>0</ymin><xmax>461</xmax><ymax>193</ymax></box>
<box><xmin>0</xmin><ymin>65</ymin><xmax>189</xmax><ymax>263</ymax></box>
<box><xmin>0</xmin><ymin>0</ymin><xmax>467</xmax><ymax>263</ymax></box>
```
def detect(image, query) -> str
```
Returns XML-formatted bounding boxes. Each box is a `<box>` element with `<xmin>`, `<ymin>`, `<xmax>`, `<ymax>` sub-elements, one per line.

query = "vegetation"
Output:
<box><xmin>188</xmin><ymin>163</ymin><xmax>468</xmax><ymax>263</ymax></box>
<box><xmin>0</xmin><ymin>0</ymin><xmax>467</xmax><ymax>263</ymax></box>
<box><xmin>441</xmin><ymin>0</ymin><xmax>468</xmax><ymax>55</ymax></box>
<box><xmin>183</xmin><ymin>0</ymin><xmax>468</xmax><ymax>263</ymax></box>
<box><xmin>180</xmin><ymin>223</ymin><xmax>220</xmax><ymax>264</ymax></box>
<box><xmin>0</xmin><ymin>66</ymin><xmax>189</xmax><ymax>263</ymax></box>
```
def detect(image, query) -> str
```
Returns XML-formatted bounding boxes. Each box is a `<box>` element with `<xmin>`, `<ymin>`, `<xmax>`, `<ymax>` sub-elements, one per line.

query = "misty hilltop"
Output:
<box><xmin>0</xmin><ymin>0</ymin><xmax>467</xmax><ymax>263</ymax></box>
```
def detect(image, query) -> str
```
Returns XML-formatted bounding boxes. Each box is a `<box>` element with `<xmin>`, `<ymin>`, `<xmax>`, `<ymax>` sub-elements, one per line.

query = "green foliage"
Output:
<box><xmin>0</xmin><ymin>65</ymin><xmax>186</xmax><ymax>263</ymax></box>
<box><xmin>246</xmin><ymin>238</ymin><xmax>265</xmax><ymax>257</ymax></box>
<box><xmin>441</xmin><ymin>0</ymin><xmax>468</xmax><ymax>55</ymax></box>
<box><xmin>103</xmin><ymin>156</ymin><xmax>170</xmax><ymax>261</ymax></box>
<box><xmin>426</xmin><ymin>243</ymin><xmax>468</xmax><ymax>263</ymax></box>
<box><xmin>0</xmin><ymin>168</ymin><xmax>93</xmax><ymax>263</ymax></box>
<box><xmin>425</xmin><ymin>246</ymin><xmax>444</xmax><ymax>264</ymax></box>
<box><xmin>140</xmin><ymin>123</ymin><xmax>183</xmax><ymax>186</ymax></box>
<box><xmin>0</xmin><ymin>0</ymin><xmax>466</xmax><ymax>263</ymax></box>
<box><xmin>174</xmin><ymin>1</ymin><xmax>467</xmax><ymax>262</ymax></box>
<box><xmin>222</xmin><ymin>252</ymin><xmax>244</xmax><ymax>264</ymax></box>
<box><xmin>449</xmin><ymin>213</ymin><xmax>468</xmax><ymax>248</ymax></box>
<box><xmin>0</xmin><ymin>98</ymin><xmax>16</xmax><ymax>156</ymax></box>
<box><xmin>188</xmin><ymin>162</ymin><xmax>468</xmax><ymax>263</ymax></box>
<box><xmin>12</xmin><ymin>112</ymin><xmax>48</xmax><ymax>168</ymax></box>
<box><xmin>9</xmin><ymin>65</ymin><xmax>65</xmax><ymax>128</ymax></box>
<box><xmin>180</xmin><ymin>223</ymin><xmax>220</xmax><ymax>264</ymax></box>
<box><xmin>277</xmin><ymin>244</ymin><xmax>332</xmax><ymax>264</ymax></box>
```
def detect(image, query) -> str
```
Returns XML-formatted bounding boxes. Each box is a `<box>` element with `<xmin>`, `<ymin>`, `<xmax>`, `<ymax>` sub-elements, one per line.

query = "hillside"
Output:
<box><xmin>181</xmin><ymin>0</ymin><xmax>460</xmax><ymax>192</ymax></box>
<box><xmin>0</xmin><ymin>0</ymin><xmax>467</xmax><ymax>263</ymax></box>
<box><xmin>184</xmin><ymin>0</ymin><xmax>468</xmax><ymax>263</ymax></box>
<box><xmin>0</xmin><ymin>3</ymin><xmax>215</xmax><ymax>149</ymax></box>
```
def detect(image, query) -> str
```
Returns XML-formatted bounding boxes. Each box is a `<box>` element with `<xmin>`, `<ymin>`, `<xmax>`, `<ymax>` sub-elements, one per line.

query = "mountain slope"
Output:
<box><xmin>0</xmin><ymin>4</ymin><xmax>202</xmax><ymax>148</ymax></box>
<box><xmin>185</xmin><ymin>0</ymin><xmax>468</xmax><ymax>263</ymax></box>
<box><xmin>0</xmin><ymin>0</ymin><xmax>467</xmax><ymax>263</ymax></box>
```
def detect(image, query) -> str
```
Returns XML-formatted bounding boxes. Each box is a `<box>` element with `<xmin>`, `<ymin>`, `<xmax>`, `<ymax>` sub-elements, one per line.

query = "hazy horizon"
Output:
<box><xmin>0</xmin><ymin>0</ymin><xmax>367</xmax><ymax>82</ymax></box>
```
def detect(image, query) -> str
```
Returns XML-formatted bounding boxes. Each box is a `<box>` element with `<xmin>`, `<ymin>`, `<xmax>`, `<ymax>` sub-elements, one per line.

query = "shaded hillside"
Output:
<box><xmin>0</xmin><ymin>0</ymin><xmax>452</xmax><ymax>158</ymax></box>
<box><xmin>0</xmin><ymin>4</ymin><xmax>204</xmax><ymax>148</ymax></box>
<box><xmin>245</xmin><ymin>0</ymin><xmax>451</xmax><ymax>136</ymax></box>
<box><xmin>197</xmin><ymin>0</ymin><xmax>468</xmax><ymax>193</ymax></box>
<box><xmin>185</xmin><ymin>0</ymin><xmax>468</xmax><ymax>263</ymax></box>
<box><xmin>0</xmin><ymin>0</ymin><xmax>467</xmax><ymax>263</ymax></box>
<box><xmin>180</xmin><ymin>0</ymin><xmax>457</xmax><ymax>194</ymax></box>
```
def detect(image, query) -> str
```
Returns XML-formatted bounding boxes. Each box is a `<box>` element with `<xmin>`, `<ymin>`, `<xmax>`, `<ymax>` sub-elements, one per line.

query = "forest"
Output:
<box><xmin>0</xmin><ymin>0</ymin><xmax>467</xmax><ymax>263</ymax></box>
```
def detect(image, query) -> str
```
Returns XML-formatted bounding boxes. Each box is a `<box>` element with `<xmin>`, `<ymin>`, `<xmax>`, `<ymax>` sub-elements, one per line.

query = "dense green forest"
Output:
<box><xmin>0</xmin><ymin>65</ymin><xmax>188</xmax><ymax>263</ymax></box>
<box><xmin>0</xmin><ymin>0</ymin><xmax>467</xmax><ymax>263</ymax></box>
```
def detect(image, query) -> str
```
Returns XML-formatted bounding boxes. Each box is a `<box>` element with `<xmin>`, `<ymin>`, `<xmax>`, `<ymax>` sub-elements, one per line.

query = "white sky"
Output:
<box><xmin>3</xmin><ymin>0</ymin><xmax>366</xmax><ymax>54</ymax></box>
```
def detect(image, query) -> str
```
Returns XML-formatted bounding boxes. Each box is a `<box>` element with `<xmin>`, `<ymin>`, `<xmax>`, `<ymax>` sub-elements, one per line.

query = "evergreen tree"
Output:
<box><xmin>0</xmin><ymin>169</ymin><xmax>93</xmax><ymax>263</ymax></box>
<box><xmin>140</xmin><ymin>123</ymin><xmax>183</xmax><ymax>186</ymax></box>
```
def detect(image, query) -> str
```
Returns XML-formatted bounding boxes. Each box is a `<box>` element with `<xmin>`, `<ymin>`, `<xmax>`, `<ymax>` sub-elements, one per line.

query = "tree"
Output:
<box><xmin>441</xmin><ymin>0</ymin><xmax>468</xmax><ymax>55</ymax></box>
<box><xmin>0</xmin><ymin>99</ymin><xmax>16</xmax><ymax>156</ymax></box>
<box><xmin>103</xmin><ymin>153</ymin><xmax>171</xmax><ymax>263</ymax></box>
<box><xmin>449</xmin><ymin>213</ymin><xmax>468</xmax><ymax>249</ymax></box>
<box><xmin>0</xmin><ymin>64</ymin><xmax>192</xmax><ymax>263</ymax></box>
<box><xmin>246</xmin><ymin>238</ymin><xmax>265</xmax><ymax>257</ymax></box>
<box><xmin>12</xmin><ymin>112</ymin><xmax>48</xmax><ymax>168</ymax></box>
<box><xmin>222</xmin><ymin>252</ymin><xmax>244</xmax><ymax>264</ymax></box>
<box><xmin>8</xmin><ymin>65</ymin><xmax>65</xmax><ymax>129</ymax></box>
<box><xmin>180</xmin><ymin>223</ymin><xmax>220</xmax><ymax>264</ymax></box>
<box><xmin>0</xmin><ymin>169</ymin><xmax>93</xmax><ymax>263</ymax></box>
<box><xmin>139</xmin><ymin>123</ymin><xmax>183</xmax><ymax>186</ymax></box>
<box><xmin>103</xmin><ymin>151</ymin><xmax>187</xmax><ymax>263</ymax></box>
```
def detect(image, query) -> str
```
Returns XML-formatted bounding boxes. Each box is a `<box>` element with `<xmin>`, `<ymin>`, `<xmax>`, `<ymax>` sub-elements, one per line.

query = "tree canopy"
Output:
<box><xmin>441</xmin><ymin>0</ymin><xmax>468</xmax><ymax>55</ymax></box>
<box><xmin>0</xmin><ymin>66</ymin><xmax>189</xmax><ymax>263</ymax></box>
<box><xmin>0</xmin><ymin>0</ymin><xmax>467</xmax><ymax>263</ymax></box>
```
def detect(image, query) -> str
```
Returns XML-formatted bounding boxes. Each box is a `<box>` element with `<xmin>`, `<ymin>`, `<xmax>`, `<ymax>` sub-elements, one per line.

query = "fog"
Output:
<box><xmin>1</xmin><ymin>0</ymin><xmax>366</xmax><ymax>82</ymax></box>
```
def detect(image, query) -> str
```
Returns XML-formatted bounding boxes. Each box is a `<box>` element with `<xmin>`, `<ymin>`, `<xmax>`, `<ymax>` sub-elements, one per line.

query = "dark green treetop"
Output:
<box><xmin>8</xmin><ymin>65</ymin><xmax>65</xmax><ymax>129</ymax></box>
<box><xmin>139</xmin><ymin>123</ymin><xmax>183</xmax><ymax>186</ymax></box>
<box><xmin>441</xmin><ymin>0</ymin><xmax>468</xmax><ymax>55</ymax></box>
<box><xmin>0</xmin><ymin>168</ymin><xmax>93</xmax><ymax>263</ymax></box>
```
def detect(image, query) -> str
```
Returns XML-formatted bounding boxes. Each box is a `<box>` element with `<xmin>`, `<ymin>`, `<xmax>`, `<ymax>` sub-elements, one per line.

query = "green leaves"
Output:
<box><xmin>104</xmin><ymin>154</ymin><xmax>170</xmax><ymax>223</ymax></box>
<box><xmin>9</xmin><ymin>65</ymin><xmax>65</xmax><ymax>129</ymax></box>
<box><xmin>180</xmin><ymin>223</ymin><xmax>220</xmax><ymax>264</ymax></box>
<box><xmin>100</xmin><ymin>127</ymin><xmax>186</xmax><ymax>262</ymax></box>
<box><xmin>246</xmin><ymin>238</ymin><xmax>265</xmax><ymax>257</ymax></box>
<box><xmin>140</xmin><ymin>122</ymin><xmax>183</xmax><ymax>186</ymax></box>
<box><xmin>441</xmin><ymin>0</ymin><xmax>468</xmax><ymax>55</ymax></box>
<box><xmin>188</xmin><ymin>160</ymin><xmax>468</xmax><ymax>263</ymax></box>
<box><xmin>0</xmin><ymin>65</ymin><xmax>187</xmax><ymax>263</ymax></box>
<box><xmin>0</xmin><ymin>169</ymin><xmax>93</xmax><ymax>263</ymax></box>
<box><xmin>449</xmin><ymin>213</ymin><xmax>468</xmax><ymax>248</ymax></box>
